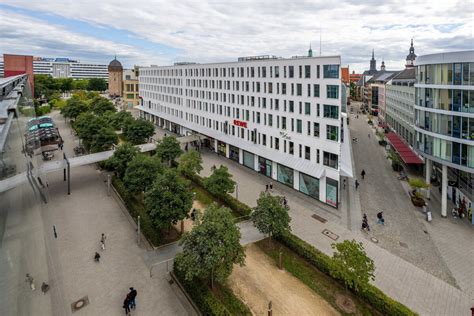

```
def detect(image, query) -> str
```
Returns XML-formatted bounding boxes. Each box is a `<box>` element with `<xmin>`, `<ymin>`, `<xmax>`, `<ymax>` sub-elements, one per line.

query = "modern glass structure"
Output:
<box><xmin>414</xmin><ymin>50</ymin><xmax>474</xmax><ymax>217</ymax></box>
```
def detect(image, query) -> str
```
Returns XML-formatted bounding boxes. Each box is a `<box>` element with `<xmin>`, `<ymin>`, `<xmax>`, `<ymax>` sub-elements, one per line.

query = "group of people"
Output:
<box><xmin>361</xmin><ymin>211</ymin><xmax>385</xmax><ymax>232</ymax></box>
<box><xmin>123</xmin><ymin>287</ymin><xmax>138</xmax><ymax>315</ymax></box>
<box><xmin>94</xmin><ymin>233</ymin><xmax>107</xmax><ymax>263</ymax></box>
<box><xmin>25</xmin><ymin>273</ymin><xmax>49</xmax><ymax>294</ymax></box>
<box><xmin>265</xmin><ymin>182</ymin><xmax>273</xmax><ymax>192</ymax></box>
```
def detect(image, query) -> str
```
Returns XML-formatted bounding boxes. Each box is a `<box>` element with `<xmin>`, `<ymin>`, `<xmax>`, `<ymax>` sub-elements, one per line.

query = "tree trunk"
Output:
<box><xmin>211</xmin><ymin>267</ymin><xmax>214</xmax><ymax>290</ymax></box>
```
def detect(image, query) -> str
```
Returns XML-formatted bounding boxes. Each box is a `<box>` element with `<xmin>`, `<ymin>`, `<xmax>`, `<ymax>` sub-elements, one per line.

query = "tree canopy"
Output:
<box><xmin>330</xmin><ymin>239</ymin><xmax>375</xmax><ymax>293</ymax></box>
<box><xmin>203</xmin><ymin>165</ymin><xmax>236</xmax><ymax>196</ymax></box>
<box><xmin>123</xmin><ymin>118</ymin><xmax>155</xmax><ymax>145</ymax></box>
<box><xmin>105</xmin><ymin>143</ymin><xmax>140</xmax><ymax>178</ymax></box>
<box><xmin>155</xmin><ymin>136</ymin><xmax>183</xmax><ymax>165</ymax></box>
<box><xmin>89</xmin><ymin>96</ymin><xmax>116</xmax><ymax>116</ymax></box>
<box><xmin>61</xmin><ymin>96</ymin><xmax>89</xmax><ymax>119</ymax></box>
<box><xmin>251</xmin><ymin>192</ymin><xmax>291</xmax><ymax>239</ymax></box>
<box><xmin>87</xmin><ymin>78</ymin><xmax>107</xmax><ymax>91</ymax></box>
<box><xmin>75</xmin><ymin>112</ymin><xmax>117</xmax><ymax>152</ymax></box>
<box><xmin>175</xmin><ymin>203</ymin><xmax>245</xmax><ymax>288</ymax></box>
<box><xmin>124</xmin><ymin>154</ymin><xmax>163</xmax><ymax>193</ymax></box>
<box><xmin>144</xmin><ymin>169</ymin><xmax>193</xmax><ymax>231</ymax></box>
<box><xmin>178</xmin><ymin>150</ymin><xmax>203</xmax><ymax>178</ymax></box>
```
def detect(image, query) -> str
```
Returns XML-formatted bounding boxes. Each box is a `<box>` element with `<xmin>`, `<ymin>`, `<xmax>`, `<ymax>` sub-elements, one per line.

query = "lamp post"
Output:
<box><xmin>235</xmin><ymin>183</ymin><xmax>239</xmax><ymax>200</ymax></box>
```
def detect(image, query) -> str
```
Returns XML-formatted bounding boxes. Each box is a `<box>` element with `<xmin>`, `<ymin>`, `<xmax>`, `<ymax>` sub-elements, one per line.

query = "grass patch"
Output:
<box><xmin>189</xmin><ymin>182</ymin><xmax>215</xmax><ymax>207</ymax></box>
<box><xmin>257</xmin><ymin>239</ymin><xmax>380</xmax><ymax>316</ymax></box>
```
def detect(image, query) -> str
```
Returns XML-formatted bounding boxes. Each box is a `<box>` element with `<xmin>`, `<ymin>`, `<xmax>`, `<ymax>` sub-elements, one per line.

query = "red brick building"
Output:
<box><xmin>3</xmin><ymin>54</ymin><xmax>34</xmax><ymax>96</ymax></box>
<box><xmin>341</xmin><ymin>67</ymin><xmax>350</xmax><ymax>85</ymax></box>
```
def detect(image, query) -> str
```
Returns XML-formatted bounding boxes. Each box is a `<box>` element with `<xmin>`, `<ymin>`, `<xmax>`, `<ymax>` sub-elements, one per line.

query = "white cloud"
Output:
<box><xmin>0</xmin><ymin>0</ymin><xmax>472</xmax><ymax>72</ymax></box>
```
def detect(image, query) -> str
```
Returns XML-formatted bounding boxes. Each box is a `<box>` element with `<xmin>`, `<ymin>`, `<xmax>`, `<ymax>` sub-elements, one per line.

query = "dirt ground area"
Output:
<box><xmin>174</xmin><ymin>200</ymin><xmax>206</xmax><ymax>233</ymax></box>
<box><xmin>228</xmin><ymin>244</ymin><xmax>340</xmax><ymax>316</ymax></box>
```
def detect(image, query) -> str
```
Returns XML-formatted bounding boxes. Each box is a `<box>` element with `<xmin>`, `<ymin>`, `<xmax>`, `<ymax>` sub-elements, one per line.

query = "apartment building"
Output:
<box><xmin>139</xmin><ymin>55</ymin><xmax>352</xmax><ymax>208</ymax></box>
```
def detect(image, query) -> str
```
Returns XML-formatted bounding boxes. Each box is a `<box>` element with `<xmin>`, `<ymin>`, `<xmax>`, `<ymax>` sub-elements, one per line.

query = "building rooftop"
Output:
<box><xmin>392</xmin><ymin>68</ymin><xmax>416</xmax><ymax>81</ymax></box>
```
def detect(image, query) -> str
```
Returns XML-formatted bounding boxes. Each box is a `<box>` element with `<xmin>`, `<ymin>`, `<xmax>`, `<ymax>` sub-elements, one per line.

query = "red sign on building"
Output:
<box><xmin>233</xmin><ymin>120</ymin><xmax>247</xmax><ymax>128</ymax></box>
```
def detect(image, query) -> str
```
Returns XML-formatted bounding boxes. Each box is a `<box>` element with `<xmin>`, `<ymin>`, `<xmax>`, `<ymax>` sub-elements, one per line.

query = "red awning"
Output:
<box><xmin>386</xmin><ymin>132</ymin><xmax>424</xmax><ymax>164</ymax></box>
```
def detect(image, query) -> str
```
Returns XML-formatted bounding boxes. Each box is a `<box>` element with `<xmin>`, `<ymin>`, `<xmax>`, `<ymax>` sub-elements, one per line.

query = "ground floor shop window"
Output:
<box><xmin>326</xmin><ymin>177</ymin><xmax>338</xmax><ymax>207</ymax></box>
<box><xmin>217</xmin><ymin>141</ymin><xmax>226</xmax><ymax>156</ymax></box>
<box><xmin>229</xmin><ymin>145</ymin><xmax>239</xmax><ymax>162</ymax></box>
<box><xmin>277</xmin><ymin>164</ymin><xmax>294</xmax><ymax>187</ymax></box>
<box><xmin>243</xmin><ymin>151</ymin><xmax>255</xmax><ymax>169</ymax></box>
<box><xmin>299</xmin><ymin>172</ymin><xmax>319</xmax><ymax>199</ymax></box>
<box><xmin>259</xmin><ymin>157</ymin><xmax>272</xmax><ymax>178</ymax></box>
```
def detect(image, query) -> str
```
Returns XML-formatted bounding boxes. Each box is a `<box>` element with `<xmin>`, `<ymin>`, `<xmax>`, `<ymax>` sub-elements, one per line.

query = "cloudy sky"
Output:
<box><xmin>0</xmin><ymin>0</ymin><xmax>472</xmax><ymax>72</ymax></box>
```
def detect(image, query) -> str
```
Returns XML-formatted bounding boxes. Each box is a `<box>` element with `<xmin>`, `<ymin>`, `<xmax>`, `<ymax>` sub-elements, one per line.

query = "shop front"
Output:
<box><xmin>229</xmin><ymin>145</ymin><xmax>239</xmax><ymax>162</ymax></box>
<box><xmin>326</xmin><ymin>177</ymin><xmax>338</xmax><ymax>207</ymax></box>
<box><xmin>299</xmin><ymin>172</ymin><xmax>320</xmax><ymax>200</ymax></box>
<box><xmin>217</xmin><ymin>141</ymin><xmax>226</xmax><ymax>156</ymax></box>
<box><xmin>259</xmin><ymin>157</ymin><xmax>272</xmax><ymax>178</ymax></box>
<box><xmin>277</xmin><ymin>164</ymin><xmax>294</xmax><ymax>187</ymax></box>
<box><xmin>243</xmin><ymin>151</ymin><xmax>255</xmax><ymax>169</ymax></box>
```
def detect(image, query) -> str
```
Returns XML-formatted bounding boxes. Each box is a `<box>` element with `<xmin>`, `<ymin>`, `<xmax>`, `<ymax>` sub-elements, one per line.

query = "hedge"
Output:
<box><xmin>276</xmin><ymin>232</ymin><xmax>417</xmax><ymax>316</ymax></box>
<box><xmin>173</xmin><ymin>257</ymin><xmax>251</xmax><ymax>315</ymax></box>
<box><xmin>185</xmin><ymin>173</ymin><xmax>252</xmax><ymax>218</ymax></box>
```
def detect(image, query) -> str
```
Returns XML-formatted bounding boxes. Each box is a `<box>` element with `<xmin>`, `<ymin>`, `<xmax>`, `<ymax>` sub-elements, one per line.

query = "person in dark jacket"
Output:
<box><xmin>123</xmin><ymin>295</ymin><xmax>131</xmax><ymax>315</ymax></box>
<box><xmin>128</xmin><ymin>287</ymin><xmax>137</xmax><ymax>309</ymax></box>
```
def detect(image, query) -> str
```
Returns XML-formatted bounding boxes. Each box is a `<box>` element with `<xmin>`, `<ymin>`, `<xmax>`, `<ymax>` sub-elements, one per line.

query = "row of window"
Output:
<box><xmin>417</xmin><ymin>62</ymin><xmax>474</xmax><ymax>86</ymax></box>
<box><xmin>141</xmin><ymin>64</ymin><xmax>339</xmax><ymax>80</ymax></box>
<box><xmin>416</xmin><ymin>111</ymin><xmax>474</xmax><ymax>140</ymax></box>
<box><xmin>417</xmin><ymin>134</ymin><xmax>474</xmax><ymax>168</ymax></box>
<box><xmin>416</xmin><ymin>88</ymin><xmax>474</xmax><ymax>113</ymax></box>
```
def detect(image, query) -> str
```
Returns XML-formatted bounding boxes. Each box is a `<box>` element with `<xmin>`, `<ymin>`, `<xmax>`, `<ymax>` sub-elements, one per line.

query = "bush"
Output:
<box><xmin>275</xmin><ymin>232</ymin><xmax>417</xmax><ymax>316</ymax></box>
<box><xmin>173</xmin><ymin>257</ymin><xmax>251</xmax><ymax>315</ymax></box>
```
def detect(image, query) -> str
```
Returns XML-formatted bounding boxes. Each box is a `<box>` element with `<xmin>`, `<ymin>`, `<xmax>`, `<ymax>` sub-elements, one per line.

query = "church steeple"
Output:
<box><xmin>308</xmin><ymin>43</ymin><xmax>313</xmax><ymax>57</ymax></box>
<box><xmin>369</xmin><ymin>49</ymin><xmax>377</xmax><ymax>73</ymax></box>
<box><xmin>406</xmin><ymin>39</ymin><xmax>417</xmax><ymax>68</ymax></box>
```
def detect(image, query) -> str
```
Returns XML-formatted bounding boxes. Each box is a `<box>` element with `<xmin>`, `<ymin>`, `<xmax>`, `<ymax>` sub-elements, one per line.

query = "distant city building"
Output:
<box><xmin>108</xmin><ymin>57</ymin><xmax>123</xmax><ymax>98</ymax></box>
<box><xmin>1</xmin><ymin>56</ymin><xmax>108</xmax><ymax>80</ymax></box>
<box><xmin>341</xmin><ymin>67</ymin><xmax>350</xmax><ymax>85</ymax></box>
<box><xmin>415</xmin><ymin>50</ymin><xmax>474</xmax><ymax>218</ymax></box>
<box><xmin>122</xmin><ymin>66</ymin><xmax>140</xmax><ymax>108</ymax></box>
<box><xmin>139</xmin><ymin>54</ymin><xmax>353</xmax><ymax>208</ymax></box>
<box><xmin>3</xmin><ymin>54</ymin><xmax>34</xmax><ymax>96</ymax></box>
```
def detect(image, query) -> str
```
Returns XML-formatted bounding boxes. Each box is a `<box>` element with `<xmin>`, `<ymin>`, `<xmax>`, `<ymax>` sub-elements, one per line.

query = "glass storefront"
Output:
<box><xmin>326</xmin><ymin>177</ymin><xmax>338</xmax><ymax>207</ymax></box>
<box><xmin>299</xmin><ymin>172</ymin><xmax>320</xmax><ymax>199</ymax></box>
<box><xmin>217</xmin><ymin>141</ymin><xmax>226</xmax><ymax>156</ymax></box>
<box><xmin>258</xmin><ymin>157</ymin><xmax>272</xmax><ymax>177</ymax></box>
<box><xmin>243</xmin><ymin>151</ymin><xmax>255</xmax><ymax>169</ymax></box>
<box><xmin>277</xmin><ymin>164</ymin><xmax>294</xmax><ymax>187</ymax></box>
<box><xmin>229</xmin><ymin>145</ymin><xmax>239</xmax><ymax>162</ymax></box>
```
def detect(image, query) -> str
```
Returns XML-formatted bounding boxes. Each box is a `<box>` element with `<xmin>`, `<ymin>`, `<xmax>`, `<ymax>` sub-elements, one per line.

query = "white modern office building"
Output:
<box><xmin>0</xmin><ymin>57</ymin><xmax>108</xmax><ymax>79</ymax></box>
<box><xmin>415</xmin><ymin>50</ymin><xmax>474</xmax><ymax>220</ymax></box>
<box><xmin>139</xmin><ymin>54</ymin><xmax>353</xmax><ymax>208</ymax></box>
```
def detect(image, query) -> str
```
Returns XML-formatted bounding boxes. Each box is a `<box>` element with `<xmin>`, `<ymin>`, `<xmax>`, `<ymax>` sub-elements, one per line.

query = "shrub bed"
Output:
<box><xmin>173</xmin><ymin>258</ymin><xmax>251</xmax><ymax>316</ymax></box>
<box><xmin>275</xmin><ymin>232</ymin><xmax>418</xmax><ymax>316</ymax></box>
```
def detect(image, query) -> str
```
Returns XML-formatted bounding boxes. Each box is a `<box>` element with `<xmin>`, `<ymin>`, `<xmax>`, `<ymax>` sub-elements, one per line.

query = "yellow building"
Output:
<box><xmin>122</xmin><ymin>66</ymin><xmax>139</xmax><ymax>108</ymax></box>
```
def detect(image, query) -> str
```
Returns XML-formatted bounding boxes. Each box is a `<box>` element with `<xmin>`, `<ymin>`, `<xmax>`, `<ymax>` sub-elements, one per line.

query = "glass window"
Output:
<box><xmin>299</xmin><ymin>172</ymin><xmax>319</xmax><ymax>199</ymax></box>
<box><xmin>316</xmin><ymin>65</ymin><xmax>320</xmax><ymax>78</ymax></box>
<box><xmin>326</xmin><ymin>177</ymin><xmax>338</xmax><ymax>207</ymax></box>
<box><xmin>282</xmin><ymin>117</ymin><xmax>287</xmax><ymax>129</ymax></box>
<box><xmin>323</xmin><ymin>104</ymin><xmax>339</xmax><ymax>119</ymax></box>
<box><xmin>289</xmin><ymin>101</ymin><xmax>294</xmax><ymax>112</ymax></box>
<box><xmin>326</xmin><ymin>125</ymin><xmax>339</xmax><ymax>141</ymax></box>
<box><xmin>275</xmin><ymin>66</ymin><xmax>280</xmax><ymax>78</ymax></box>
<box><xmin>454</xmin><ymin>63</ymin><xmax>461</xmax><ymax>85</ymax></box>
<box><xmin>323</xmin><ymin>65</ymin><xmax>339</xmax><ymax>78</ymax></box>
<box><xmin>305</xmin><ymin>102</ymin><xmax>311</xmax><ymax>115</ymax></box>
<box><xmin>289</xmin><ymin>66</ymin><xmax>294</xmax><ymax>78</ymax></box>
<box><xmin>282</xmin><ymin>83</ymin><xmax>287</xmax><ymax>95</ymax></box>
<box><xmin>462</xmin><ymin>63</ymin><xmax>469</xmax><ymax>85</ymax></box>
<box><xmin>277</xmin><ymin>164</ymin><xmax>294</xmax><ymax>187</ymax></box>
<box><xmin>304</xmin><ymin>146</ymin><xmax>310</xmax><ymax>160</ymax></box>
<box><xmin>297</xmin><ymin>119</ymin><xmax>302</xmax><ymax>133</ymax></box>
<box><xmin>289</xmin><ymin>141</ymin><xmax>294</xmax><ymax>155</ymax></box>
<box><xmin>313</xmin><ymin>84</ymin><xmax>320</xmax><ymax>97</ymax></box>
<box><xmin>326</xmin><ymin>85</ymin><xmax>339</xmax><ymax>99</ymax></box>
<box><xmin>305</xmin><ymin>65</ymin><xmax>311</xmax><ymax>78</ymax></box>
<box><xmin>243</xmin><ymin>151</ymin><xmax>255</xmax><ymax>169</ymax></box>
<box><xmin>323</xmin><ymin>151</ymin><xmax>338</xmax><ymax>169</ymax></box>
<box><xmin>313</xmin><ymin>122</ymin><xmax>320</xmax><ymax>137</ymax></box>
<box><xmin>297</xmin><ymin>84</ymin><xmax>302</xmax><ymax>96</ymax></box>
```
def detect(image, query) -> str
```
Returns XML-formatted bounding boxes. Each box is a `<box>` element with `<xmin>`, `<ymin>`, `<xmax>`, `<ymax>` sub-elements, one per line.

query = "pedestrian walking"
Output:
<box><xmin>355</xmin><ymin>179</ymin><xmax>360</xmax><ymax>190</ymax></box>
<box><xmin>41</xmin><ymin>282</ymin><xmax>50</xmax><ymax>294</ymax></box>
<box><xmin>190</xmin><ymin>208</ymin><xmax>197</xmax><ymax>221</ymax></box>
<box><xmin>377</xmin><ymin>211</ymin><xmax>385</xmax><ymax>225</ymax></box>
<box><xmin>269</xmin><ymin>182</ymin><xmax>273</xmax><ymax>190</ymax></box>
<box><xmin>123</xmin><ymin>295</ymin><xmax>131</xmax><ymax>315</ymax></box>
<box><xmin>100</xmin><ymin>233</ymin><xmax>106</xmax><ymax>250</ymax></box>
<box><xmin>25</xmin><ymin>273</ymin><xmax>35</xmax><ymax>291</ymax></box>
<box><xmin>368</xmin><ymin>133</ymin><xmax>371</xmax><ymax>138</ymax></box>
<box><xmin>128</xmin><ymin>287</ymin><xmax>138</xmax><ymax>309</ymax></box>
<box><xmin>94</xmin><ymin>252</ymin><xmax>101</xmax><ymax>262</ymax></box>
<box><xmin>265</xmin><ymin>184</ymin><xmax>269</xmax><ymax>192</ymax></box>
<box><xmin>362</xmin><ymin>213</ymin><xmax>370</xmax><ymax>232</ymax></box>
<box><xmin>343</xmin><ymin>179</ymin><xmax>346</xmax><ymax>190</ymax></box>
<box><xmin>361</xmin><ymin>169</ymin><xmax>366</xmax><ymax>179</ymax></box>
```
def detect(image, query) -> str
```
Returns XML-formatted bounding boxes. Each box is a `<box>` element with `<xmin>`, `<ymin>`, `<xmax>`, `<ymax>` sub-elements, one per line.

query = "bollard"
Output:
<box><xmin>278</xmin><ymin>251</ymin><xmax>283</xmax><ymax>270</ymax></box>
<box><xmin>268</xmin><ymin>301</ymin><xmax>272</xmax><ymax>316</ymax></box>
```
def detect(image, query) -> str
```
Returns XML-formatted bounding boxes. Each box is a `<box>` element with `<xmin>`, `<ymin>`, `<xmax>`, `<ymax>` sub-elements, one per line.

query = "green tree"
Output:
<box><xmin>105</xmin><ymin>143</ymin><xmax>140</xmax><ymax>178</ymax></box>
<box><xmin>203</xmin><ymin>165</ymin><xmax>235</xmax><ymax>196</ymax></box>
<box><xmin>175</xmin><ymin>203</ymin><xmax>245</xmax><ymax>289</ymax></box>
<box><xmin>72</xmin><ymin>79</ymin><xmax>89</xmax><ymax>91</ymax></box>
<box><xmin>124</xmin><ymin>154</ymin><xmax>163</xmax><ymax>193</ymax></box>
<box><xmin>251</xmin><ymin>192</ymin><xmax>291</xmax><ymax>243</ymax></box>
<box><xmin>110</xmin><ymin>110</ymin><xmax>134</xmax><ymax>130</ymax></box>
<box><xmin>61</xmin><ymin>96</ymin><xmax>89</xmax><ymax>119</ymax></box>
<box><xmin>58</xmin><ymin>78</ymin><xmax>74</xmax><ymax>92</ymax></box>
<box><xmin>90</xmin><ymin>126</ymin><xmax>118</xmax><ymax>152</ymax></box>
<box><xmin>330</xmin><ymin>239</ymin><xmax>375</xmax><ymax>292</ymax></box>
<box><xmin>34</xmin><ymin>74</ymin><xmax>60</xmax><ymax>99</ymax></box>
<box><xmin>144</xmin><ymin>169</ymin><xmax>193</xmax><ymax>233</ymax></box>
<box><xmin>87</xmin><ymin>78</ymin><xmax>107</xmax><ymax>91</ymax></box>
<box><xmin>350</xmin><ymin>81</ymin><xmax>356</xmax><ymax>99</ymax></box>
<box><xmin>178</xmin><ymin>150</ymin><xmax>203</xmax><ymax>178</ymax></box>
<box><xmin>89</xmin><ymin>96</ymin><xmax>116</xmax><ymax>116</ymax></box>
<box><xmin>155</xmin><ymin>136</ymin><xmax>183</xmax><ymax>165</ymax></box>
<box><xmin>123</xmin><ymin>119</ymin><xmax>155</xmax><ymax>145</ymax></box>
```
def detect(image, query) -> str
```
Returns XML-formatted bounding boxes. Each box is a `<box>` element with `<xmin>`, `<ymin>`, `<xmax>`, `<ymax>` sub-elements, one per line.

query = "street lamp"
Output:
<box><xmin>235</xmin><ymin>183</ymin><xmax>239</xmax><ymax>200</ymax></box>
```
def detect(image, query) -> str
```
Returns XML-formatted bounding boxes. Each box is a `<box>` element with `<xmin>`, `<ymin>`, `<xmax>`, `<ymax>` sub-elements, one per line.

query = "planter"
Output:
<box><xmin>411</xmin><ymin>196</ymin><xmax>426</xmax><ymax>207</ymax></box>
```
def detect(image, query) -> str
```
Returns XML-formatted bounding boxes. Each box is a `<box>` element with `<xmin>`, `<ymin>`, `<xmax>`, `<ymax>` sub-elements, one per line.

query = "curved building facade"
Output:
<box><xmin>414</xmin><ymin>50</ymin><xmax>474</xmax><ymax>218</ymax></box>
